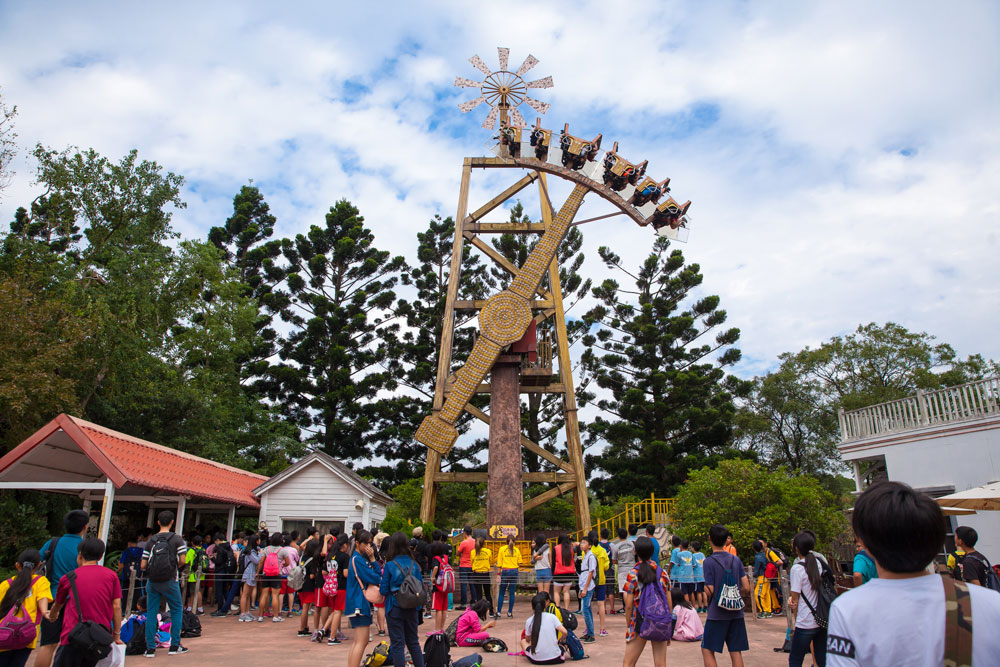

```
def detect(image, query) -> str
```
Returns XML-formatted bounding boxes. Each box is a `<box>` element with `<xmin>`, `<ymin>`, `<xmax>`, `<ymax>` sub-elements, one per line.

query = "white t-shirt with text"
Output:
<box><xmin>827</xmin><ymin>574</ymin><xmax>1000</xmax><ymax>666</ymax></box>
<box><xmin>578</xmin><ymin>551</ymin><xmax>597</xmax><ymax>593</ymax></box>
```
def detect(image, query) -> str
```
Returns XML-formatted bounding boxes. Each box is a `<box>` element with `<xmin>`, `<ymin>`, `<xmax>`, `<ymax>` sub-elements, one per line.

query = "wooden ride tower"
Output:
<box><xmin>417</xmin><ymin>49</ymin><xmax>691</xmax><ymax>534</ymax></box>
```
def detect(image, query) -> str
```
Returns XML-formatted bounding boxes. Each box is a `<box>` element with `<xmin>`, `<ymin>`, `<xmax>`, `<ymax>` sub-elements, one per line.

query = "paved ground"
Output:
<box><xmin>113</xmin><ymin>598</ymin><xmax>796</xmax><ymax>666</ymax></box>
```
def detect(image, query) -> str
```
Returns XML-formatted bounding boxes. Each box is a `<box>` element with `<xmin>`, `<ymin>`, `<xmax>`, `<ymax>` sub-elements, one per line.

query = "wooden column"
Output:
<box><xmin>486</xmin><ymin>356</ymin><xmax>525</xmax><ymax>537</ymax></box>
<box><xmin>421</xmin><ymin>160</ymin><xmax>473</xmax><ymax>525</ymax></box>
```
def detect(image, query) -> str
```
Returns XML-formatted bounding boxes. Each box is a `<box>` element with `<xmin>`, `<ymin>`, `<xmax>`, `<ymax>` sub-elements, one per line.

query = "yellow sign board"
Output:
<box><xmin>489</xmin><ymin>525</ymin><xmax>519</xmax><ymax>539</ymax></box>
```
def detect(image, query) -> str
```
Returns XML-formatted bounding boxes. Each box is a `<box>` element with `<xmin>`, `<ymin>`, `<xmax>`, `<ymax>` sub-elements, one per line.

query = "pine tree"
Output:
<box><xmin>580</xmin><ymin>238</ymin><xmax>748</xmax><ymax>499</ymax></box>
<box><xmin>271</xmin><ymin>199</ymin><xmax>406</xmax><ymax>462</ymax></box>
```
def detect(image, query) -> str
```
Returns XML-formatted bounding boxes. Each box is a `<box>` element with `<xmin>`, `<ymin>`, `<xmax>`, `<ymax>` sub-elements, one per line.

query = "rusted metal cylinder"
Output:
<box><xmin>487</xmin><ymin>358</ymin><xmax>525</xmax><ymax>537</ymax></box>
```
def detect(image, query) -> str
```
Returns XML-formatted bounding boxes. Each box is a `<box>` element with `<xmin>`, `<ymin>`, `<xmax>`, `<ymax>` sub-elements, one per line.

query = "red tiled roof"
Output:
<box><xmin>0</xmin><ymin>415</ymin><xmax>266</xmax><ymax>507</ymax></box>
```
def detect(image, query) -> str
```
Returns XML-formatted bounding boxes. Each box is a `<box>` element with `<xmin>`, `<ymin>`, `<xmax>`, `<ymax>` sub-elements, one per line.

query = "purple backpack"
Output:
<box><xmin>0</xmin><ymin>576</ymin><xmax>41</xmax><ymax>650</ymax></box>
<box><xmin>637</xmin><ymin>565</ymin><xmax>673</xmax><ymax>642</ymax></box>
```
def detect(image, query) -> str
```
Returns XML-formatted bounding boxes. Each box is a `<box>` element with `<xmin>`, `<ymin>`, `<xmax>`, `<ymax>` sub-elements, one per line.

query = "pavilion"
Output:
<box><xmin>0</xmin><ymin>414</ymin><xmax>266</xmax><ymax>560</ymax></box>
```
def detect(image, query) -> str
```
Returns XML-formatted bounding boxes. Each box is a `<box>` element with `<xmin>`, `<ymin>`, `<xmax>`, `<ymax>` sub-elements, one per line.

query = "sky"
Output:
<box><xmin>1</xmin><ymin>0</ymin><xmax>998</xmax><ymax>383</ymax></box>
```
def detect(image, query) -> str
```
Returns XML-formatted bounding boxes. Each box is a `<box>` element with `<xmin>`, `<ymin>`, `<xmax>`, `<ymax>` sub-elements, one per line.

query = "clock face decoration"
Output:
<box><xmin>455</xmin><ymin>47</ymin><xmax>553</xmax><ymax>129</ymax></box>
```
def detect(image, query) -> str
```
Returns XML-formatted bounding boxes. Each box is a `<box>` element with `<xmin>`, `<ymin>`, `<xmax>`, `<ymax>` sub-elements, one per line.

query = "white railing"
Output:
<box><xmin>839</xmin><ymin>376</ymin><xmax>1000</xmax><ymax>443</ymax></box>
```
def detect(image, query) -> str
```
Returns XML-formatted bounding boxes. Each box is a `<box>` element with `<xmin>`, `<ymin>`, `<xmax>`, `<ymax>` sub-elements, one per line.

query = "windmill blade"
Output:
<box><xmin>482</xmin><ymin>106</ymin><xmax>499</xmax><ymax>130</ymax></box>
<box><xmin>469</xmin><ymin>54</ymin><xmax>493</xmax><ymax>76</ymax></box>
<box><xmin>458</xmin><ymin>96</ymin><xmax>487</xmax><ymax>113</ymax></box>
<box><xmin>455</xmin><ymin>76</ymin><xmax>482</xmax><ymax>88</ymax></box>
<box><xmin>526</xmin><ymin>76</ymin><xmax>554</xmax><ymax>89</ymax></box>
<box><xmin>515</xmin><ymin>54</ymin><xmax>539</xmax><ymax>77</ymax></box>
<box><xmin>508</xmin><ymin>107</ymin><xmax>527</xmax><ymax>128</ymax></box>
<box><xmin>498</xmin><ymin>47</ymin><xmax>509</xmax><ymax>71</ymax></box>
<box><xmin>524</xmin><ymin>97</ymin><xmax>550</xmax><ymax>115</ymax></box>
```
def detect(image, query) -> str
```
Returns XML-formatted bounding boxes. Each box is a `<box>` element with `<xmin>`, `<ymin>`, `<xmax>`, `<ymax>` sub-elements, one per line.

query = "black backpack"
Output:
<box><xmin>423</xmin><ymin>632</ymin><xmax>451</xmax><ymax>667</ymax></box>
<box><xmin>964</xmin><ymin>551</ymin><xmax>1000</xmax><ymax>592</ymax></box>
<box><xmin>444</xmin><ymin>617</ymin><xmax>459</xmax><ymax>646</ymax></box>
<box><xmin>797</xmin><ymin>558</ymin><xmax>837</xmax><ymax>628</ymax></box>
<box><xmin>125</xmin><ymin>620</ymin><xmax>147</xmax><ymax>656</ymax></box>
<box><xmin>394</xmin><ymin>561</ymin><xmax>428</xmax><ymax>609</ymax></box>
<box><xmin>558</xmin><ymin>606</ymin><xmax>579</xmax><ymax>632</ymax></box>
<box><xmin>146</xmin><ymin>534</ymin><xmax>177</xmax><ymax>583</ymax></box>
<box><xmin>180</xmin><ymin>610</ymin><xmax>201</xmax><ymax>638</ymax></box>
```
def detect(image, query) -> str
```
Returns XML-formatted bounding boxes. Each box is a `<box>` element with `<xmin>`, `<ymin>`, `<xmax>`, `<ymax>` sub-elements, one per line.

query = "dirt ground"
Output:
<box><xmin>108</xmin><ymin>597</ymin><xmax>798</xmax><ymax>667</ymax></box>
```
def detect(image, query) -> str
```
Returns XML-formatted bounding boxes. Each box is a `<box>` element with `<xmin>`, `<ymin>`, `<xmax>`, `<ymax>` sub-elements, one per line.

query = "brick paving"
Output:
<box><xmin>112</xmin><ymin>597</ymin><xmax>796</xmax><ymax>666</ymax></box>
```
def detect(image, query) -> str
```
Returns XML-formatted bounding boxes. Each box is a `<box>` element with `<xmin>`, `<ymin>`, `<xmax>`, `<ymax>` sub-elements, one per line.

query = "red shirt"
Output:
<box><xmin>54</xmin><ymin>564</ymin><xmax>122</xmax><ymax>645</ymax></box>
<box><xmin>456</xmin><ymin>538</ymin><xmax>475</xmax><ymax>568</ymax></box>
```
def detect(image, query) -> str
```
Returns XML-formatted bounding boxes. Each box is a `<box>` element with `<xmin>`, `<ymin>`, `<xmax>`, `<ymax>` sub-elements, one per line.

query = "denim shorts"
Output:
<box><xmin>535</xmin><ymin>568</ymin><xmax>553</xmax><ymax>583</ymax></box>
<box><xmin>702</xmin><ymin>618</ymin><xmax>749</xmax><ymax>654</ymax></box>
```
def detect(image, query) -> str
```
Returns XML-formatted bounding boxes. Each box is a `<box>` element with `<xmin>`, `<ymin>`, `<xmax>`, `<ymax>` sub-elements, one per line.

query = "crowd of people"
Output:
<box><xmin>2</xmin><ymin>479</ymin><xmax>1000</xmax><ymax>666</ymax></box>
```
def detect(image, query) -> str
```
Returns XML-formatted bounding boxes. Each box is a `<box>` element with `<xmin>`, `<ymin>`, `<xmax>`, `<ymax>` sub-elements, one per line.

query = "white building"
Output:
<box><xmin>839</xmin><ymin>376</ymin><xmax>1000</xmax><ymax>558</ymax></box>
<box><xmin>253</xmin><ymin>451</ymin><xmax>392</xmax><ymax>535</ymax></box>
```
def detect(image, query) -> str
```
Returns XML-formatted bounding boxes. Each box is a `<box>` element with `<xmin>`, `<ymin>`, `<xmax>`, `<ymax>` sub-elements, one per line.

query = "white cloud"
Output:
<box><xmin>0</xmin><ymin>0</ymin><xmax>997</xmax><ymax>389</ymax></box>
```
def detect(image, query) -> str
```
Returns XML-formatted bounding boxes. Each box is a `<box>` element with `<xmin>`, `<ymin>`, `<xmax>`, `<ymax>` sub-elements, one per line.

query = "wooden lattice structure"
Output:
<box><xmin>417</xmin><ymin>49</ymin><xmax>692</xmax><ymax>533</ymax></box>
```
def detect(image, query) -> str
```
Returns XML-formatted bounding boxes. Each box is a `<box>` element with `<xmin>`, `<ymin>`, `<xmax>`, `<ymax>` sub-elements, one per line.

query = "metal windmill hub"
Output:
<box><xmin>455</xmin><ymin>47</ymin><xmax>553</xmax><ymax>129</ymax></box>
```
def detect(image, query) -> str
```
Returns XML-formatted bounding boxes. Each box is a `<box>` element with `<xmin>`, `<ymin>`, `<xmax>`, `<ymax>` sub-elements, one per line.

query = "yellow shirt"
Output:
<box><xmin>0</xmin><ymin>574</ymin><xmax>52</xmax><ymax>650</ymax></box>
<box><xmin>497</xmin><ymin>547</ymin><xmax>521</xmax><ymax>570</ymax></box>
<box><xmin>471</xmin><ymin>548</ymin><xmax>493</xmax><ymax>573</ymax></box>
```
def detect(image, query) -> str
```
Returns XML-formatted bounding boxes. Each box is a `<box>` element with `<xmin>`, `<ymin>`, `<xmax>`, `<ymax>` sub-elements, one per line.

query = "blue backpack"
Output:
<box><xmin>563</xmin><ymin>629</ymin><xmax>586</xmax><ymax>660</ymax></box>
<box><xmin>637</xmin><ymin>565</ymin><xmax>673</xmax><ymax>641</ymax></box>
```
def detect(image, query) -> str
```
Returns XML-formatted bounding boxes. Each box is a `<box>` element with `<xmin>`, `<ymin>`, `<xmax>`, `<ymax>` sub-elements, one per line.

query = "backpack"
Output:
<box><xmin>121</xmin><ymin>548</ymin><xmax>143</xmax><ymax>582</ymax></box>
<box><xmin>393</xmin><ymin>561</ymin><xmax>428</xmax><ymax>609</ymax></box>
<box><xmin>796</xmin><ymin>558</ymin><xmax>837</xmax><ymax>628</ymax></box>
<box><xmin>435</xmin><ymin>556</ymin><xmax>455</xmax><ymax>594</ymax></box>
<box><xmin>636</xmin><ymin>565</ymin><xmax>673</xmax><ymax>642</ymax></box>
<box><xmin>361</xmin><ymin>640</ymin><xmax>390</xmax><ymax>667</ymax></box>
<box><xmin>711</xmin><ymin>553</ymin><xmax>745</xmax><ymax>611</ymax></box>
<box><xmin>768</xmin><ymin>547</ymin><xmax>790</xmax><ymax>569</ymax></box>
<box><xmin>964</xmin><ymin>552</ymin><xmax>1000</xmax><ymax>592</ymax></box>
<box><xmin>213</xmin><ymin>544</ymin><xmax>236</xmax><ymax>572</ymax></box>
<box><xmin>124</xmin><ymin>619</ymin><xmax>147</xmax><ymax>656</ymax></box>
<box><xmin>193</xmin><ymin>547</ymin><xmax>210</xmax><ymax>575</ymax></box>
<box><xmin>180</xmin><ymin>609</ymin><xmax>201</xmax><ymax>638</ymax></box>
<box><xmin>423</xmin><ymin>632</ymin><xmax>451</xmax><ymax>667</ymax></box>
<box><xmin>444</xmin><ymin>617</ymin><xmax>459</xmax><ymax>646</ymax></box>
<box><xmin>287</xmin><ymin>557</ymin><xmax>312</xmax><ymax>591</ymax></box>
<box><xmin>322</xmin><ymin>559</ymin><xmax>339</xmax><ymax>597</ymax></box>
<box><xmin>558</xmin><ymin>606</ymin><xmax>578</xmax><ymax>632</ymax></box>
<box><xmin>146</xmin><ymin>534</ymin><xmax>177</xmax><ymax>584</ymax></box>
<box><xmin>482</xmin><ymin>638</ymin><xmax>507</xmax><ymax>653</ymax></box>
<box><xmin>262</xmin><ymin>549</ymin><xmax>281</xmax><ymax>577</ymax></box>
<box><xmin>452</xmin><ymin>655</ymin><xmax>483</xmax><ymax>667</ymax></box>
<box><xmin>66</xmin><ymin>571</ymin><xmax>113</xmax><ymax>662</ymax></box>
<box><xmin>42</xmin><ymin>538</ymin><xmax>60</xmax><ymax>579</ymax></box>
<box><xmin>564</xmin><ymin>629</ymin><xmax>586</xmax><ymax>660</ymax></box>
<box><xmin>0</xmin><ymin>575</ymin><xmax>41</xmax><ymax>650</ymax></box>
<box><xmin>118</xmin><ymin>616</ymin><xmax>138</xmax><ymax>645</ymax></box>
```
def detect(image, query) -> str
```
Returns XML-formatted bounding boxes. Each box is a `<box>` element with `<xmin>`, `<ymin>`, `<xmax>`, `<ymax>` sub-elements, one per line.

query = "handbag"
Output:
<box><xmin>67</xmin><ymin>571</ymin><xmax>113</xmax><ymax>662</ymax></box>
<box><xmin>0</xmin><ymin>576</ymin><xmax>41</xmax><ymax>650</ymax></box>
<box><xmin>353</xmin><ymin>557</ymin><xmax>384</xmax><ymax>605</ymax></box>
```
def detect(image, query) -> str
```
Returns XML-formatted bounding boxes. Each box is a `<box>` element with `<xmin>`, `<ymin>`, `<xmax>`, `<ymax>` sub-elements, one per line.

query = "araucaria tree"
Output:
<box><xmin>580</xmin><ymin>238</ymin><xmax>747</xmax><ymax>499</ymax></box>
<box><xmin>271</xmin><ymin>200</ymin><xmax>406</xmax><ymax>462</ymax></box>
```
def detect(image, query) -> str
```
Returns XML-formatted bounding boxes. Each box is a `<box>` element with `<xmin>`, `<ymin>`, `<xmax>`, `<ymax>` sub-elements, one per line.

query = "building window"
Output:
<box><xmin>281</xmin><ymin>518</ymin><xmax>345</xmax><ymax>536</ymax></box>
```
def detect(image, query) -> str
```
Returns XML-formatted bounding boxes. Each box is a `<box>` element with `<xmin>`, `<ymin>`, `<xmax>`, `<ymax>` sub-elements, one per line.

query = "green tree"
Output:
<box><xmin>381</xmin><ymin>477</ymin><xmax>485</xmax><ymax>531</ymax></box>
<box><xmin>270</xmin><ymin>200</ymin><xmax>406</xmax><ymax>463</ymax></box>
<box><xmin>580</xmin><ymin>238</ymin><xmax>749</xmax><ymax>499</ymax></box>
<box><xmin>673</xmin><ymin>459</ymin><xmax>845</xmax><ymax>555</ymax></box>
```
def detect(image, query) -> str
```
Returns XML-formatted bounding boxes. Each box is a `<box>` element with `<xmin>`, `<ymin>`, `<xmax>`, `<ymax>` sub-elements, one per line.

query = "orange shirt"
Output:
<box><xmin>724</xmin><ymin>544</ymin><xmax>737</xmax><ymax>556</ymax></box>
<box><xmin>457</xmin><ymin>537</ymin><xmax>475</xmax><ymax>568</ymax></box>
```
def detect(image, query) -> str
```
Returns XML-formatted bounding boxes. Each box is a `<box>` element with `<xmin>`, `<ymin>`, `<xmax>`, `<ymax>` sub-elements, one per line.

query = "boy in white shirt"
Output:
<box><xmin>827</xmin><ymin>481</ymin><xmax>1000</xmax><ymax>666</ymax></box>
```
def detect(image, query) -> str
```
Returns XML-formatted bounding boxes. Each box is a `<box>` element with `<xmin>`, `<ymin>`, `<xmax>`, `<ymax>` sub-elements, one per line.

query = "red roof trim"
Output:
<box><xmin>0</xmin><ymin>417</ymin><xmax>64</xmax><ymax>476</ymax></box>
<box><xmin>57</xmin><ymin>415</ymin><xmax>128</xmax><ymax>487</ymax></box>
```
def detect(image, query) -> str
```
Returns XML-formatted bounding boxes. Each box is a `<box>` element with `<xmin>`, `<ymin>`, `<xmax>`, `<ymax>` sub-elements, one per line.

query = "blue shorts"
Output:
<box><xmin>695</xmin><ymin>582</ymin><xmax>705</xmax><ymax>593</ymax></box>
<box><xmin>681</xmin><ymin>582</ymin><xmax>697</xmax><ymax>595</ymax></box>
<box><xmin>594</xmin><ymin>585</ymin><xmax>606</xmax><ymax>602</ymax></box>
<box><xmin>701</xmin><ymin>618</ymin><xmax>749</xmax><ymax>654</ymax></box>
<box><xmin>535</xmin><ymin>568</ymin><xmax>553</xmax><ymax>583</ymax></box>
<box><xmin>349</xmin><ymin>614</ymin><xmax>372</xmax><ymax>629</ymax></box>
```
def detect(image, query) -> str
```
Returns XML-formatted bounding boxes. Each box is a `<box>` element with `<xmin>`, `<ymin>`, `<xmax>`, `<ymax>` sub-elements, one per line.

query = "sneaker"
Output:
<box><xmin>272</xmin><ymin>616</ymin><xmax>285</xmax><ymax>623</ymax></box>
<box><xmin>196</xmin><ymin>608</ymin><xmax>204</xmax><ymax>615</ymax></box>
<box><xmin>144</xmin><ymin>649</ymin><xmax>156</xmax><ymax>659</ymax></box>
<box><xmin>507</xmin><ymin>612</ymin><xmax>513</xmax><ymax>619</ymax></box>
<box><xmin>377</xmin><ymin>630</ymin><xmax>386</xmax><ymax>637</ymax></box>
<box><xmin>599</xmin><ymin>630</ymin><xmax>609</xmax><ymax>637</ymax></box>
<box><xmin>209</xmin><ymin>610</ymin><xmax>227</xmax><ymax>618</ymax></box>
<box><xmin>327</xmin><ymin>637</ymin><xmax>341</xmax><ymax>645</ymax></box>
<box><xmin>298</xmin><ymin>629</ymin><xmax>311</xmax><ymax>637</ymax></box>
<box><xmin>311</xmin><ymin>631</ymin><xmax>321</xmax><ymax>642</ymax></box>
<box><xmin>168</xmin><ymin>645</ymin><xmax>189</xmax><ymax>655</ymax></box>
<box><xmin>256</xmin><ymin>616</ymin><xmax>264</xmax><ymax>622</ymax></box>
<box><xmin>582</xmin><ymin>635</ymin><xmax>595</xmax><ymax>644</ymax></box>
<box><xmin>454</xmin><ymin>605</ymin><xmax>466</xmax><ymax>611</ymax></box>
<box><xmin>324</xmin><ymin>629</ymin><xmax>331</xmax><ymax>639</ymax></box>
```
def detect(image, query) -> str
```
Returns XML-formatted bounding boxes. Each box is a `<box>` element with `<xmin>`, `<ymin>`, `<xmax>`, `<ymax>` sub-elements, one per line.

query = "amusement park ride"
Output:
<box><xmin>415</xmin><ymin>48</ymin><xmax>691</xmax><ymax>535</ymax></box>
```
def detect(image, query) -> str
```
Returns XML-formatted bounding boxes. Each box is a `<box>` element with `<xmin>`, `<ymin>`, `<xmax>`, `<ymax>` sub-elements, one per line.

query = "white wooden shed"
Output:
<box><xmin>253</xmin><ymin>450</ymin><xmax>392</xmax><ymax>535</ymax></box>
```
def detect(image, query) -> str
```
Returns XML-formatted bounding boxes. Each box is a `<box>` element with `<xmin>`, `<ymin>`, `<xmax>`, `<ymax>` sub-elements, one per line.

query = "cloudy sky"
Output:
<box><xmin>1</xmin><ymin>0</ymin><xmax>998</xmax><ymax>380</ymax></box>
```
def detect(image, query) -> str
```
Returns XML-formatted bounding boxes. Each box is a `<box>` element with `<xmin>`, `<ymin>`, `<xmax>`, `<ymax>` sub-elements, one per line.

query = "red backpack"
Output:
<box><xmin>436</xmin><ymin>557</ymin><xmax>455</xmax><ymax>594</ymax></box>
<box><xmin>262</xmin><ymin>550</ymin><xmax>281</xmax><ymax>577</ymax></box>
<box><xmin>322</xmin><ymin>558</ymin><xmax>339</xmax><ymax>596</ymax></box>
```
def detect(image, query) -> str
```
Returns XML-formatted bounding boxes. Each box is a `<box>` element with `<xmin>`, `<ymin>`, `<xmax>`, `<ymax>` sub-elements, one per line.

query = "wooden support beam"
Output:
<box><xmin>436</xmin><ymin>472</ymin><xmax>575</xmax><ymax>483</ymax></box>
<box><xmin>445</xmin><ymin>382</ymin><xmax>566</xmax><ymax>394</ymax></box>
<box><xmin>454</xmin><ymin>299</ymin><xmax>553</xmax><ymax>311</ymax></box>
<box><xmin>523</xmin><ymin>482</ymin><xmax>576</xmax><ymax>512</ymax></box>
<box><xmin>463</xmin><ymin>232</ymin><xmax>553</xmax><ymax>301</ymax></box>
<box><xmin>463</xmin><ymin>404</ymin><xmax>574</xmax><ymax>473</ymax></box>
<box><xmin>465</xmin><ymin>222</ymin><xmax>547</xmax><ymax>234</ymax></box>
<box><xmin>465</xmin><ymin>172</ymin><xmax>540</xmax><ymax>225</ymax></box>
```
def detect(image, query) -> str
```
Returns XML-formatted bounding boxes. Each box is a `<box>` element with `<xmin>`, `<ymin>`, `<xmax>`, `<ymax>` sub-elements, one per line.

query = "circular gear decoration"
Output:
<box><xmin>479</xmin><ymin>291</ymin><xmax>533</xmax><ymax>346</ymax></box>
